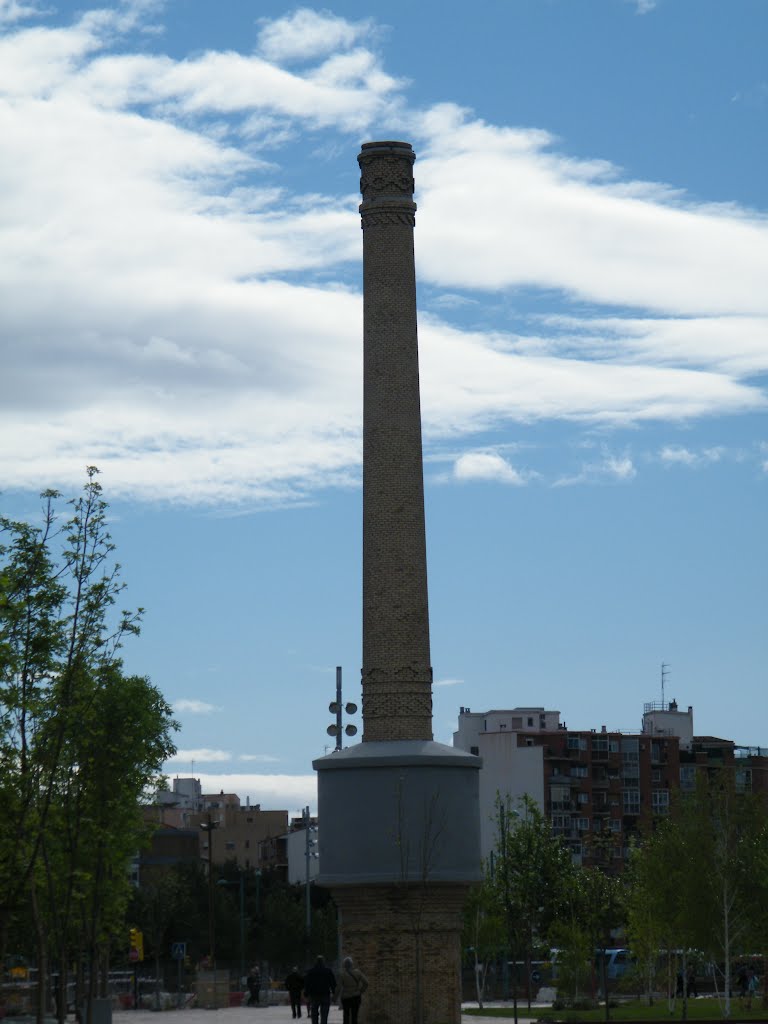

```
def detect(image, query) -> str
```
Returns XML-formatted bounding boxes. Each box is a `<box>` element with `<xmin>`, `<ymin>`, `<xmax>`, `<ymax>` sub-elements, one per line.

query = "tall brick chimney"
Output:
<box><xmin>313</xmin><ymin>142</ymin><xmax>481</xmax><ymax>1024</ymax></box>
<box><xmin>358</xmin><ymin>141</ymin><xmax>432</xmax><ymax>743</ymax></box>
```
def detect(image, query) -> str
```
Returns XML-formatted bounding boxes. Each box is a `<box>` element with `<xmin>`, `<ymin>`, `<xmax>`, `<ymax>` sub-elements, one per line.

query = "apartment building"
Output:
<box><xmin>453</xmin><ymin>699</ymin><xmax>764</xmax><ymax>870</ymax></box>
<box><xmin>146</xmin><ymin>777</ymin><xmax>288</xmax><ymax>874</ymax></box>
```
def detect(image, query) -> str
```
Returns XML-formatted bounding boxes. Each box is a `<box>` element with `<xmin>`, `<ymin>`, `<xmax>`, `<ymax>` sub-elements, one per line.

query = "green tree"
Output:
<box><xmin>626</xmin><ymin>772</ymin><xmax>768</xmax><ymax>1018</ymax></box>
<box><xmin>462</xmin><ymin>876</ymin><xmax>504</xmax><ymax>1008</ymax></box>
<box><xmin>490</xmin><ymin>793</ymin><xmax>574</xmax><ymax>1020</ymax></box>
<box><xmin>1</xmin><ymin>471</ymin><xmax>176</xmax><ymax>1023</ymax></box>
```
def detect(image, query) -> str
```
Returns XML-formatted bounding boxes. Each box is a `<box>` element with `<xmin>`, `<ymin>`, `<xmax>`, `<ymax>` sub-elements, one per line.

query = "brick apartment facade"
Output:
<box><xmin>454</xmin><ymin>701</ymin><xmax>766</xmax><ymax>870</ymax></box>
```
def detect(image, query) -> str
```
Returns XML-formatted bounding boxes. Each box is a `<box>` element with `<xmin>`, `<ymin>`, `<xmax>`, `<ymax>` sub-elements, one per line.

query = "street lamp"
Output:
<box><xmin>303</xmin><ymin>806</ymin><xmax>319</xmax><ymax>943</ymax></box>
<box><xmin>217</xmin><ymin>875</ymin><xmax>245</xmax><ymax>987</ymax></box>
<box><xmin>199</xmin><ymin>814</ymin><xmax>219</xmax><ymax>967</ymax></box>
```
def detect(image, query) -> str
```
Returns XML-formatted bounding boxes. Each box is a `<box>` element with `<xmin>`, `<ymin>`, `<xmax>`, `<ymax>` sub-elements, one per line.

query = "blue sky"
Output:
<box><xmin>1</xmin><ymin>0</ymin><xmax>766</xmax><ymax>816</ymax></box>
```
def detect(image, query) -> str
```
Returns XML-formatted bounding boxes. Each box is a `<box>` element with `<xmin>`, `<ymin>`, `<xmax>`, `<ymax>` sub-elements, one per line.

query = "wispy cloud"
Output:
<box><xmin>0</xmin><ymin>0</ymin><xmax>41</xmax><ymax>24</ymax></box>
<box><xmin>658</xmin><ymin>445</ymin><xmax>725</xmax><ymax>467</ymax></box>
<box><xmin>238</xmin><ymin>754</ymin><xmax>281</xmax><ymax>763</ymax></box>
<box><xmin>555</xmin><ymin>448</ymin><xmax>637</xmax><ymax>487</ymax></box>
<box><xmin>174</xmin><ymin>699</ymin><xmax>221</xmax><ymax>714</ymax></box>
<box><xmin>434</xmin><ymin>677</ymin><xmax>464</xmax><ymax>688</ymax></box>
<box><xmin>167</xmin><ymin>748</ymin><xmax>231</xmax><ymax>763</ymax></box>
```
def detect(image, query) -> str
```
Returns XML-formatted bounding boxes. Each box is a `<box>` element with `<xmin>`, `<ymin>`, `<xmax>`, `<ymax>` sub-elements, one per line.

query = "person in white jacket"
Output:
<box><xmin>337</xmin><ymin>957</ymin><xmax>368</xmax><ymax>1024</ymax></box>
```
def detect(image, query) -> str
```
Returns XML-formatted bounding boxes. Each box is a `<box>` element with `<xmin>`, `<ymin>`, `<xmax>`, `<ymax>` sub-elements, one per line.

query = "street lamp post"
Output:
<box><xmin>303</xmin><ymin>807</ymin><xmax>318</xmax><ymax>945</ymax></box>
<box><xmin>217</xmin><ymin>875</ymin><xmax>245</xmax><ymax>987</ymax></box>
<box><xmin>199</xmin><ymin>814</ymin><xmax>219</xmax><ymax>968</ymax></box>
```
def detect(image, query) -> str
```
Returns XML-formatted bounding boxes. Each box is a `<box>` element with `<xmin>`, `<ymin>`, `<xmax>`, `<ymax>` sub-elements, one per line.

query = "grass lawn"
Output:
<box><xmin>463</xmin><ymin>996</ymin><xmax>768</xmax><ymax>1021</ymax></box>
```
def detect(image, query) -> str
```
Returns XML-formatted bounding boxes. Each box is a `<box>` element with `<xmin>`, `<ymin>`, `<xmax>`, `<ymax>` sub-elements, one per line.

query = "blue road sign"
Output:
<box><xmin>171</xmin><ymin>942</ymin><xmax>186</xmax><ymax>960</ymax></box>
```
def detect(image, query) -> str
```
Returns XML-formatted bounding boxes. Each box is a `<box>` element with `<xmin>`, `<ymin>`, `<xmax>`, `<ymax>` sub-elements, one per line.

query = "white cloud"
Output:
<box><xmin>256</xmin><ymin>8</ymin><xmax>373</xmax><ymax>64</ymax></box>
<box><xmin>192</xmin><ymin>772</ymin><xmax>318</xmax><ymax>816</ymax></box>
<box><xmin>0</xmin><ymin>0</ymin><xmax>41</xmax><ymax>25</ymax></box>
<box><xmin>659</xmin><ymin>445</ymin><xmax>725</xmax><ymax>467</ymax></box>
<box><xmin>167</xmin><ymin>748</ymin><xmax>231</xmax><ymax>763</ymax></box>
<box><xmin>174</xmin><ymin>699</ymin><xmax>221</xmax><ymax>714</ymax></box>
<box><xmin>629</xmin><ymin>0</ymin><xmax>657</xmax><ymax>13</ymax></box>
<box><xmin>453</xmin><ymin>451</ymin><xmax>525</xmax><ymax>485</ymax></box>
<box><xmin>555</xmin><ymin>448</ymin><xmax>637</xmax><ymax>487</ymax></box>
<box><xmin>434</xmin><ymin>678</ymin><xmax>464</xmax><ymax>688</ymax></box>
<box><xmin>0</xmin><ymin>6</ymin><xmax>765</xmax><ymax>505</ymax></box>
<box><xmin>414</xmin><ymin>111</ymin><xmax>768</xmax><ymax>318</ymax></box>
<box><xmin>238</xmin><ymin>754</ymin><xmax>281</xmax><ymax>763</ymax></box>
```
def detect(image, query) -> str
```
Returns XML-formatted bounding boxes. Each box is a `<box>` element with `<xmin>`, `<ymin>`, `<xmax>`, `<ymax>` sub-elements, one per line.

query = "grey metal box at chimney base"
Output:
<box><xmin>314</xmin><ymin>741</ymin><xmax>481</xmax><ymax>885</ymax></box>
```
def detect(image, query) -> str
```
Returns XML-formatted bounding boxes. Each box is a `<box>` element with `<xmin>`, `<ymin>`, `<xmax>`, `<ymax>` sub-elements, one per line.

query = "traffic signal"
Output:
<box><xmin>129</xmin><ymin>928</ymin><xmax>144</xmax><ymax>962</ymax></box>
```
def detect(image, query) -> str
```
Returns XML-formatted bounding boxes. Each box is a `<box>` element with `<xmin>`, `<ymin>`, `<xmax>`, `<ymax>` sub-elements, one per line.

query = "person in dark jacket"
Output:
<box><xmin>246</xmin><ymin>965</ymin><xmax>261</xmax><ymax>1006</ymax></box>
<box><xmin>284</xmin><ymin>966</ymin><xmax>305</xmax><ymax>1018</ymax></box>
<box><xmin>303</xmin><ymin>956</ymin><xmax>336</xmax><ymax>1024</ymax></box>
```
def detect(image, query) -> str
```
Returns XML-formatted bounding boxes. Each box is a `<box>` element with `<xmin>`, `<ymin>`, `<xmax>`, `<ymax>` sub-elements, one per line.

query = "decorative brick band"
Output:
<box><xmin>360</xmin><ymin>208</ymin><xmax>416</xmax><ymax>229</ymax></box>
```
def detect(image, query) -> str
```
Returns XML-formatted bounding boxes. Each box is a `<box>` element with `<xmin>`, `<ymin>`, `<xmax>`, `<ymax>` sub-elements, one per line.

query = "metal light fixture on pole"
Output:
<box><xmin>327</xmin><ymin>666</ymin><xmax>358</xmax><ymax>751</ymax></box>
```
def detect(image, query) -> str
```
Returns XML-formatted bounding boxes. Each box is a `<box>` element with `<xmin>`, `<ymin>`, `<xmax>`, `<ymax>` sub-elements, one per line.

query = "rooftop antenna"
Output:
<box><xmin>661</xmin><ymin>662</ymin><xmax>670</xmax><ymax>708</ymax></box>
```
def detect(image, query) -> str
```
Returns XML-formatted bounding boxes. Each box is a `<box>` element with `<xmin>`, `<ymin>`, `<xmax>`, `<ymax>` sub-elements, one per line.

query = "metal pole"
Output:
<box><xmin>239</xmin><ymin>873</ymin><xmax>245</xmax><ymax>989</ymax></box>
<box><xmin>335</xmin><ymin>667</ymin><xmax>342</xmax><ymax>752</ymax></box>
<box><xmin>304</xmin><ymin>806</ymin><xmax>312</xmax><ymax>938</ymax></box>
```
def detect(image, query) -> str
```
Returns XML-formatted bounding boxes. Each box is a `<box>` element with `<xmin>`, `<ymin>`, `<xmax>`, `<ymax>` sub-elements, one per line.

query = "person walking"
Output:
<box><xmin>746</xmin><ymin>969</ymin><xmax>759</xmax><ymax>1009</ymax></box>
<box><xmin>337</xmin><ymin>957</ymin><xmax>368</xmax><ymax>1024</ymax></box>
<box><xmin>246</xmin><ymin>965</ymin><xmax>261</xmax><ymax>1006</ymax></box>
<box><xmin>284</xmin><ymin>966</ymin><xmax>305</xmax><ymax>1019</ymax></box>
<box><xmin>303</xmin><ymin>955</ymin><xmax>336</xmax><ymax>1024</ymax></box>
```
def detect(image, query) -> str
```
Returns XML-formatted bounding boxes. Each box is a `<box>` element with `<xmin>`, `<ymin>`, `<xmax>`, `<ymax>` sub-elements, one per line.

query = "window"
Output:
<box><xmin>623</xmin><ymin>789</ymin><xmax>640</xmax><ymax>814</ymax></box>
<box><xmin>245</xmin><ymin>839</ymin><xmax>250</xmax><ymax>849</ymax></box>
<box><xmin>651</xmin><ymin>769</ymin><xmax>661</xmax><ymax>783</ymax></box>
<box><xmin>592</xmin><ymin>737</ymin><xmax>608</xmax><ymax>752</ymax></box>
<box><xmin>609</xmin><ymin>818</ymin><xmax>622</xmax><ymax>832</ymax></box>
<box><xmin>651</xmin><ymin>790</ymin><xmax>669</xmax><ymax>814</ymax></box>
<box><xmin>571</xmin><ymin>765</ymin><xmax>588</xmax><ymax>777</ymax></box>
<box><xmin>225</xmin><ymin>841</ymin><xmax>236</xmax><ymax>851</ymax></box>
<box><xmin>550</xmin><ymin>784</ymin><xmax>570</xmax><ymax>810</ymax></box>
<box><xmin>680</xmin><ymin>765</ymin><xmax>696</xmax><ymax>790</ymax></box>
<box><xmin>609</xmin><ymin>740</ymin><xmax>620</xmax><ymax>753</ymax></box>
<box><xmin>577</xmin><ymin>792</ymin><xmax>589</xmax><ymax>804</ymax></box>
<box><xmin>576</xmin><ymin>818</ymin><xmax>590</xmax><ymax>831</ymax></box>
<box><xmin>567</xmin><ymin>735</ymin><xmax>587</xmax><ymax>750</ymax></box>
<box><xmin>470</xmin><ymin>745</ymin><xmax>479</xmax><ymax>756</ymax></box>
<box><xmin>735</xmin><ymin>768</ymin><xmax>752</xmax><ymax>792</ymax></box>
<box><xmin>551</xmin><ymin>814</ymin><xmax>566</xmax><ymax>830</ymax></box>
<box><xmin>527</xmin><ymin>717</ymin><xmax>534</xmax><ymax>727</ymax></box>
<box><xmin>525</xmin><ymin>737</ymin><xmax>534</xmax><ymax>746</ymax></box>
<box><xmin>511</xmin><ymin>717</ymin><xmax>522</xmax><ymax>729</ymax></box>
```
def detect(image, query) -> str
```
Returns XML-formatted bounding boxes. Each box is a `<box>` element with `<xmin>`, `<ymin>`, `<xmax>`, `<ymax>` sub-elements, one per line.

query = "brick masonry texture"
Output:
<box><xmin>332</xmin><ymin>882</ymin><xmax>469</xmax><ymax>1024</ymax></box>
<box><xmin>359</xmin><ymin>141</ymin><xmax>432</xmax><ymax>743</ymax></box>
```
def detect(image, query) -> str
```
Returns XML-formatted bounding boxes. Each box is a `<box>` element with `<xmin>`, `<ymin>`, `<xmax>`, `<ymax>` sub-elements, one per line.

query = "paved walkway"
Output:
<box><xmin>104</xmin><ymin>1004</ymin><xmax>533</xmax><ymax>1024</ymax></box>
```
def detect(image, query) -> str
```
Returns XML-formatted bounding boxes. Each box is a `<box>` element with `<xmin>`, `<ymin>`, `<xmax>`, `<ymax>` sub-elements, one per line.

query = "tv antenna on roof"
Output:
<box><xmin>661</xmin><ymin>662</ymin><xmax>670</xmax><ymax>707</ymax></box>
